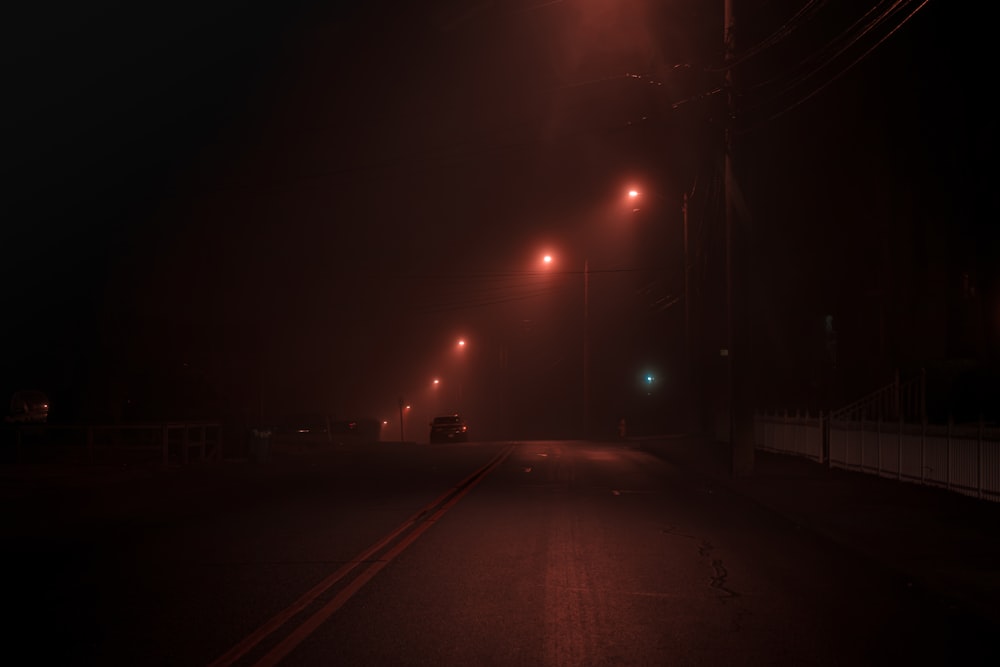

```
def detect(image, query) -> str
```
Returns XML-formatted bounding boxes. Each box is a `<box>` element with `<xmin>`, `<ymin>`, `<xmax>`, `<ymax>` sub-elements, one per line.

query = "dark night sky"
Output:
<box><xmin>3</xmin><ymin>1</ymin><xmax>995</xmax><ymax>431</ymax></box>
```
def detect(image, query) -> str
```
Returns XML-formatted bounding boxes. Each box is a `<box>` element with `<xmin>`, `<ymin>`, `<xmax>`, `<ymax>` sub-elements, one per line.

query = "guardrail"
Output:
<box><xmin>2</xmin><ymin>421</ymin><xmax>224</xmax><ymax>467</ymax></box>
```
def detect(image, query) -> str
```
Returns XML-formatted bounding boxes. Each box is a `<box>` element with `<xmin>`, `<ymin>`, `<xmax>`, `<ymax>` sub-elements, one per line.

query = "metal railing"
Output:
<box><xmin>828</xmin><ymin>369</ymin><xmax>926</xmax><ymax>423</ymax></box>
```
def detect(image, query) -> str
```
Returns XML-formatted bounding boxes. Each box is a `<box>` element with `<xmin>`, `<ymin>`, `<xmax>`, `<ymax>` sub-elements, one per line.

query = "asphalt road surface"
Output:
<box><xmin>3</xmin><ymin>440</ymin><xmax>996</xmax><ymax>666</ymax></box>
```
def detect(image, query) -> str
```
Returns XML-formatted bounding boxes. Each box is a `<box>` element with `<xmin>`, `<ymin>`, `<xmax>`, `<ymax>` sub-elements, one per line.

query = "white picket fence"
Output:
<box><xmin>754</xmin><ymin>410</ymin><xmax>1000</xmax><ymax>503</ymax></box>
<box><xmin>754</xmin><ymin>410</ymin><xmax>825</xmax><ymax>462</ymax></box>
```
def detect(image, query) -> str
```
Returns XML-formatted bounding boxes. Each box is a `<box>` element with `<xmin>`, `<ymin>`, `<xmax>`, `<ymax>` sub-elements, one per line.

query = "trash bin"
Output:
<box><xmin>249</xmin><ymin>427</ymin><xmax>271</xmax><ymax>463</ymax></box>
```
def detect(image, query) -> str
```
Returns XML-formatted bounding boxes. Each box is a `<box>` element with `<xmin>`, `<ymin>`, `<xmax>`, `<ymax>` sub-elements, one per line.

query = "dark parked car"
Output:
<box><xmin>429</xmin><ymin>414</ymin><xmax>469</xmax><ymax>443</ymax></box>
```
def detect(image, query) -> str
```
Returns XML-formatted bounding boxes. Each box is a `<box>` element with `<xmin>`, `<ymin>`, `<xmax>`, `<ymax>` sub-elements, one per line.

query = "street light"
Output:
<box><xmin>627</xmin><ymin>187</ymin><xmax>689</xmax><ymax>351</ymax></box>
<box><xmin>627</xmin><ymin>185</ymin><xmax>695</xmax><ymax>429</ymax></box>
<box><xmin>455</xmin><ymin>338</ymin><xmax>466</xmax><ymax>410</ymax></box>
<box><xmin>396</xmin><ymin>397</ymin><xmax>410</xmax><ymax>442</ymax></box>
<box><xmin>430</xmin><ymin>377</ymin><xmax>443</xmax><ymax>414</ymax></box>
<box><xmin>628</xmin><ymin>189</ymin><xmax>641</xmax><ymax>212</ymax></box>
<box><xmin>541</xmin><ymin>252</ymin><xmax>589</xmax><ymax>439</ymax></box>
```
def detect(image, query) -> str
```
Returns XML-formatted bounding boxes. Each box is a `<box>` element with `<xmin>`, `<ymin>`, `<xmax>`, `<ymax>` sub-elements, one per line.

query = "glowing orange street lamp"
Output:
<box><xmin>540</xmin><ymin>251</ymin><xmax>589</xmax><ymax>439</ymax></box>
<box><xmin>628</xmin><ymin>185</ymin><xmax>693</xmax><ymax>427</ymax></box>
<box><xmin>397</xmin><ymin>397</ymin><xmax>411</xmax><ymax>442</ymax></box>
<box><xmin>455</xmin><ymin>338</ymin><xmax>468</xmax><ymax>408</ymax></box>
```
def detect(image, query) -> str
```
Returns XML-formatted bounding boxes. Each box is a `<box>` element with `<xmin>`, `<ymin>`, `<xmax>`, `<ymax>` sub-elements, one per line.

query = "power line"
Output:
<box><xmin>732</xmin><ymin>0</ymin><xmax>932</xmax><ymax>134</ymax></box>
<box><xmin>758</xmin><ymin>0</ymin><xmax>931</xmax><ymax>125</ymax></box>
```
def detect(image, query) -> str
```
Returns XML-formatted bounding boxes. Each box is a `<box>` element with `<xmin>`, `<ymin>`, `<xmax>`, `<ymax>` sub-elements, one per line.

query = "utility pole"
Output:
<box><xmin>397</xmin><ymin>396</ymin><xmax>405</xmax><ymax>443</ymax></box>
<box><xmin>683</xmin><ymin>188</ymin><xmax>693</xmax><ymax>433</ymax></box>
<box><xmin>724</xmin><ymin>0</ymin><xmax>755</xmax><ymax>477</ymax></box>
<box><xmin>683</xmin><ymin>190</ymin><xmax>690</xmax><ymax>372</ymax></box>
<box><xmin>583</xmin><ymin>258</ymin><xmax>589</xmax><ymax>440</ymax></box>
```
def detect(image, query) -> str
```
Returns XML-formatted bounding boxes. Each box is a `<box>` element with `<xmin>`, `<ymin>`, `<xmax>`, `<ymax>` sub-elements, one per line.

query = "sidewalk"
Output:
<box><xmin>637</xmin><ymin>434</ymin><xmax>1000</xmax><ymax>628</ymax></box>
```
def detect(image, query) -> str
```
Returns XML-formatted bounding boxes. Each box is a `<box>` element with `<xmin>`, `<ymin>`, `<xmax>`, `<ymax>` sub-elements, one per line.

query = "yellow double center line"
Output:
<box><xmin>209</xmin><ymin>443</ymin><xmax>514</xmax><ymax>667</ymax></box>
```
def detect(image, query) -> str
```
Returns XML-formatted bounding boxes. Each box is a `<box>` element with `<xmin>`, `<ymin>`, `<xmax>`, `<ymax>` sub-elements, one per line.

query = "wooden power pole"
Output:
<box><xmin>725</xmin><ymin>0</ymin><xmax>755</xmax><ymax>477</ymax></box>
